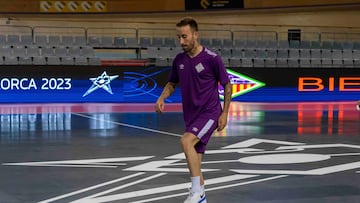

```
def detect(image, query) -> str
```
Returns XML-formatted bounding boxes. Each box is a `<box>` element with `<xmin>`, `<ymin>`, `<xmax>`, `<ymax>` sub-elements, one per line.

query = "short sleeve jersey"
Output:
<box><xmin>168</xmin><ymin>47</ymin><xmax>230</xmax><ymax>126</ymax></box>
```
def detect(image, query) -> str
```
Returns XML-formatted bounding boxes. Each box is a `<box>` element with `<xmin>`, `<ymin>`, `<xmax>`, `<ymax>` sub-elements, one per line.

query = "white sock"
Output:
<box><xmin>190</xmin><ymin>176</ymin><xmax>201</xmax><ymax>193</ymax></box>
<box><xmin>201</xmin><ymin>184</ymin><xmax>205</xmax><ymax>194</ymax></box>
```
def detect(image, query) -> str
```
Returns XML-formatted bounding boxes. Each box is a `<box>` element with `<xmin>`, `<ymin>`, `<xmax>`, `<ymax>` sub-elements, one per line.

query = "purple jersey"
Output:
<box><xmin>168</xmin><ymin>47</ymin><xmax>230</xmax><ymax>126</ymax></box>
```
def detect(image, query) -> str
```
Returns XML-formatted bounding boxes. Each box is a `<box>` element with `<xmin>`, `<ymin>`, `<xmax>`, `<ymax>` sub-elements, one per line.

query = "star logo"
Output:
<box><xmin>82</xmin><ymin>71</ymin><xmax>119</xmax><ymax>97</ymax></box>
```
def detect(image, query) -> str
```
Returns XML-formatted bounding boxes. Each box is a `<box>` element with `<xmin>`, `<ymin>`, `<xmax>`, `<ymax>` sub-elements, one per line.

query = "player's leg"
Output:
<box><xmin>198</xmin><ymin>153</ymin><xmax>204</xmax><ymax>186</ymax></box>
<box><xmin>182</xmin><ymin>117</ymin><xmax>217</xmax><ymax>203</ymax></box>
<box><xmin>181</xmin><ymin>133</ymin><xmax>206</xmax><ymax>203</ymax></box>
<box><xmin>181</xmin><ymin>132</ymin><xmax>202</xmax><ymax>179</ymax></box>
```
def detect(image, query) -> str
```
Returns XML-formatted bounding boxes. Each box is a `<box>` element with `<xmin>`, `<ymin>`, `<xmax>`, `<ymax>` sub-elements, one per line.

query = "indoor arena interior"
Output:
<box><xmin>0</xmin><ymin>1</ymin><xmax>359</xmax><ymax>203</ymax></box>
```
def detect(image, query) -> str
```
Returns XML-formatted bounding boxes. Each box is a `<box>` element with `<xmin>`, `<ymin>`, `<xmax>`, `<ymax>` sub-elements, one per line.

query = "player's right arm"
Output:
<box><xmin>155</xmin><ymin>82</ymin><xmax>177</xmax><ymax>113</ymax></box>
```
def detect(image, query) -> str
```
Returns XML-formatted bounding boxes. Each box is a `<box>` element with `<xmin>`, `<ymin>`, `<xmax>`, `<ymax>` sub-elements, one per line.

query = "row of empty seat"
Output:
<box><xmin>0</xmin><ymin>56</ymin><xmax>101</xmax><ymax>66</ymax></box>
<box><xmin>154</xmin><ymin>57</ymin><xmax>360</xmax><ymax>68</ymax></box>
<box><xmin>0</xmin><ymin>32</ymin><xmax>359</xmax><ymax>67</ymax></box>
<box><xmin>0</xmin><ymin>45</ymin><xmax>95</xmax><ymax>57</ymax></box>
<box><xmin>0</xmin><ymin>34</ymin><xmax>160</xmax><ymax>48</ymax></box>
<box><xmin>2</xmin><ymin>33</ymin><xmax>360</xmax><ymax>50</ymax></box>
<box><xmin>147</xmin><ymin>46</ymin><xmax>360</xmax><ymax>67</ymax></box>
<box><xmin>0</xmin><ymin>35</ymin><xmax>87</xmax><ymax>46</ymax></box>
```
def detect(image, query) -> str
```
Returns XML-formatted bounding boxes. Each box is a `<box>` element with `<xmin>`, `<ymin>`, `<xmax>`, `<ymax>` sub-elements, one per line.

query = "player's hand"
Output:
<box><xmin>217</xmin><ymin>112</ymin><xmax>228</xmax><ymax>131</ymax></box>
<box><xmin>155</xmin><ymin>99</ymin><xmax>165</xmax><ymax>113</ymax></box>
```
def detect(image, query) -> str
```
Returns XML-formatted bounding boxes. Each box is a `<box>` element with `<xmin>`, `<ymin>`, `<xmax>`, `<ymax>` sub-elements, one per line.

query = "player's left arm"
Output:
<box><xmin>218</xmin><ymin>82</ymin><xmax>232</xmax><ymax>131</ymax></box>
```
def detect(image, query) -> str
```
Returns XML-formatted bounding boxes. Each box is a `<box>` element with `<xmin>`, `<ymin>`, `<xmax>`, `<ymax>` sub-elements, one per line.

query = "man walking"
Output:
<box><xmin>155</xmin><ymin>17</ymin><xmax>232</xmax><ymax>203</ymax></box>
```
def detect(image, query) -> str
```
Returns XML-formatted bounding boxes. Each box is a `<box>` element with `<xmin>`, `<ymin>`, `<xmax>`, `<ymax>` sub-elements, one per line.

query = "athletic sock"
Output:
<box><xmin>190</xmin><ymin>176</ymin><xmax>201</xmax><ymax>193</ymax></box>
<box><xmin>201</xmin><ymin>184</ymin><xmax>205</xmax><ymax>194</ymax></box>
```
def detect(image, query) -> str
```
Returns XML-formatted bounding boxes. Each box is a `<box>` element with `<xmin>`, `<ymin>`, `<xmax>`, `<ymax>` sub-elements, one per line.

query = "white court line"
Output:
<box><xmin>38</xmin><ymin>172</ymin><xmax>145</xmax><ymax>203</ymax></box>
<box><xmin>78</xmin><ymin>174</ymin><xmax>257</xmax><ymax>202</ymax></box>
<box><xmin>329</xmin><ymin>153</ymin><xmax>360</xmax><ymax>157</ymax></box>
<box><xmin>130</xmin><ymin>175</ymin><xmax>288</xmax><ymax>203</ymax></box>
<box><xmin>72</xmin><ymin>112</ymin><xmax>182</xmax><ymax>137</ymax></box>
<box><xmin>70</xmin><ymin>173</ymin><xmax>167</xmax><ymax>203</ymax></box>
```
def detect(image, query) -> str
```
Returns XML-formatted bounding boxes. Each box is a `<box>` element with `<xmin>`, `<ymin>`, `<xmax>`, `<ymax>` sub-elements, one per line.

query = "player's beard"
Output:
<box><xmin>181</xmin><ymin>39</ymin><xmax>195</xmax><ymax>53</ymax></box>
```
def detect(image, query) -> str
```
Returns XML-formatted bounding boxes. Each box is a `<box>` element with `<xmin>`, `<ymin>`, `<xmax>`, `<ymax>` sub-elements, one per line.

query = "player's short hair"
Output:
<box><xmin>176</xmin><ymin>17</ymin><xmax>199</xmax><ymax>32</ymax></box>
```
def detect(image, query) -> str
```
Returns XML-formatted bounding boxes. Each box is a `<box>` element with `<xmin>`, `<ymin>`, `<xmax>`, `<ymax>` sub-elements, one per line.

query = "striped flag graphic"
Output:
<box><xmin>219</xmin><ymin>69</ymin><xmax>265</xmax><ymax>99</ymax></box>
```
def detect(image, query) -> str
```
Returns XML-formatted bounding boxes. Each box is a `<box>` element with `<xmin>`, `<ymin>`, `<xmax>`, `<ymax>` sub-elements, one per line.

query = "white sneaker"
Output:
<box><xmin>184</xmin><ymin>189</ymin><xmax>207</xmax><ymax>203</ymax></box>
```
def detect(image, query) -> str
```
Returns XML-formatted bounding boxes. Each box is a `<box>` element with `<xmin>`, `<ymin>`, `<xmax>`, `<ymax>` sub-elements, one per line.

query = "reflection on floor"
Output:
<box><xmin>0</xmin><ymin>101</ymin><xmax>359</xmax><ymax>203</ymax></box>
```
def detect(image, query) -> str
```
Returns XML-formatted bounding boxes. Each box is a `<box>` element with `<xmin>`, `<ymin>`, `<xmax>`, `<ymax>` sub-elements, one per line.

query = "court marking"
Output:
<box><xmin>37</xmin><ymin>172</ymin><xmax>145</xmax><ymax>203</ymax></box>
<box><xmin>4</xmin><ymin>138</ymin><xmax>360</xmax><ymax>202</ymax></box>
<box><xmin>70</xmin><ymin>174</ymin><xmax>261</xmax><ymax>203</ymax></box>
<box><xmin>72</xmin><ymin>112</ymin><xmax>182</xmax><ymax>137</ymax></box>
<box><xmin>129</xmin><ymin>175</ymin><xmax>288</xmax><ymax>203</ymax></box>
<box><xmin>70</xmin><ymin>173</ymin><xmax>168</xmax><ymax>203</ymax></box>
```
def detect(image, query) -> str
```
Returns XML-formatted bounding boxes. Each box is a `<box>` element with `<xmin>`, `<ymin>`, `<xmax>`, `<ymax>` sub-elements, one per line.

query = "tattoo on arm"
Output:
<box><xmin>222</xmin><ymin>82</ymin><xmax>232</xmax><ymax>114</ymax></box>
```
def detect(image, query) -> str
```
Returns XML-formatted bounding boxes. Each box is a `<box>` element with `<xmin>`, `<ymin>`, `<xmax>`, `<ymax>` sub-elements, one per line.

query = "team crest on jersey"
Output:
<box><xmin>219</xmin><ymin>69</ymin><xmax>265</xmax><ymax>99</ymax></box>
<box><xmin>195</xmin><ymin>63</ymin><xmax>205</xmax><ymax>73</ymax></box>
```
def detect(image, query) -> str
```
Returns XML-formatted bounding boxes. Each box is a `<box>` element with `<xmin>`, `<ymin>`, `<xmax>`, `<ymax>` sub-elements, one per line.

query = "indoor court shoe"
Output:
<box><xmin>184</xmin><ymin>190</ymin><xmax>207</xmax><ymax>203</ymax></box>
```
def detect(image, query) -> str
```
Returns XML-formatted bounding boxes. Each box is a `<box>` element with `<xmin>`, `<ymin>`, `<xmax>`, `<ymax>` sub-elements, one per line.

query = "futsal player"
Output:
<box><xmin>155</xmin><ymin>17</ymin><xmax>232</xmax><ymax>203</ymax></box>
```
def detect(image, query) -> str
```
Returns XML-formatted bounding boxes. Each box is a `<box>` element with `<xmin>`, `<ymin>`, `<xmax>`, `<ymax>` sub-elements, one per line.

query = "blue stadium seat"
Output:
<box><xmin>48</xmin><ymin>35</ymin><xmax>61</xmax><ymax>46</ymax></box>
<box><xmin>200</xmin><ymin>38</ymin><xmax>211</xmax><ymax>47</ymax></box>
<box><xmin>126</xmin><ymin>37</ymin><xmax>139</xmax><ymax>47</ymax></box>
<box><xmin>20</xmin><ymin>35</ymin><xmax>33</xmax><ymax>45</ymax></box>
<box><xmin>278</xmin><ymin>40</ymin><xmax>289</xmax><ymax>49</ymax></box>
<box><xmin>35</xmin><ymin>35</ymin><xmax>48</xmax><ymax>46</ymax></box>
<box><xmin>211</xmin><ymin>39</ymin><xmax>222</xmax><ymax>48</ymax></box>
<box><xmin>164</xmin><ymin>38</ymin><xmax>176</xmax><ymax>47</ymax></box>
<box><xmin>61</xmin><ymin>36</ymin><xmax>74</xmax><ymax>46</ymax></box>
<box><xmin>74</xmin><ymin>36</ymin><xmax>86</xmax><ymax>46</ymax></box>
<box><xmin>7</xmin><ymin>35</ymin><xmax>20</xmax><ymax>45</ymax></box>
<box><xmin>0</xmin><ymin>35</ymin><xmax>6</xmax><ymax>45</ymax></box>
<box><xmin>88</xmin><ymin>36</ymin><xmax>101</xmax><ymax>47</ymax></box>
<box><xmin>140</xmin><ymin>37</ymin><xmax>151</xmax><ymax>48</ymax></box>
<box><xmin>101</xmin><ymin>36</ymin><xmax>113</xmax><ymax>47</ymax></box>
<box><xmin>322</xmin><ymin>41</ymin><xmax>333</xmax><ymax>50</ymax></box>
<box><xmin>151</xmin><ymin>37</ymin><xmax>163</xmax><ymax>47</ymax></box>
<box><xmin>300</xmin><ymin>41</ymin><xmax>311</xmax><ymax>49</ymax></box>
<box><xmin>114</xmin><ymin>37</ymin><xmax>126</xmax><ymax>47</ymax></box>
<box><xmin>222</xmin><ymin>39</ymin><xmax>233</xmax><ymax>48</ymax></box>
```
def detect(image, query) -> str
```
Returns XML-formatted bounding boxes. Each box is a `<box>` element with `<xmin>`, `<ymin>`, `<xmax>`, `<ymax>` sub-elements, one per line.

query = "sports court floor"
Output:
<box><xmin>0</xmin><ymin>101</ymin><xmax>359</xmax><ymax>203</ymax></box>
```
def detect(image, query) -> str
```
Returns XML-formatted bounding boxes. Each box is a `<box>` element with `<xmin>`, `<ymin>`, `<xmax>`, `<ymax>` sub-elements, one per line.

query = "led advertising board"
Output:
<box><xmin>0</xmin><ymin>66</ymin><xmax>358</xmax><ymax>103</ymax></box>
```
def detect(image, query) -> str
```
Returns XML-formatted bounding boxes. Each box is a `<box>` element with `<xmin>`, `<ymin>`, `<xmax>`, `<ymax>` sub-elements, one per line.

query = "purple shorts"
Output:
<box><xmin>185</xmin><ymin>116</ymin><xmax>218</xmax><ymax>153</ymax></box>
